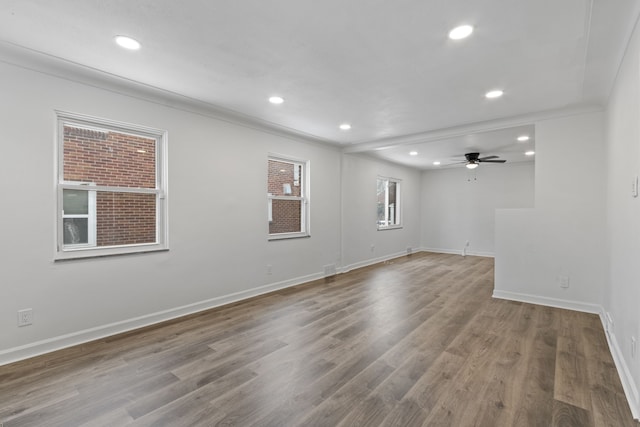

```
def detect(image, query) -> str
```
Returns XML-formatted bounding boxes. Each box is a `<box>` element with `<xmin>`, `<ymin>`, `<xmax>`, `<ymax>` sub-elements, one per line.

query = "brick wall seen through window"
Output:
<box><xmin>63</xmin><ymin>126</ymin><xmax>157</xmax><ymax>247</ymax></box>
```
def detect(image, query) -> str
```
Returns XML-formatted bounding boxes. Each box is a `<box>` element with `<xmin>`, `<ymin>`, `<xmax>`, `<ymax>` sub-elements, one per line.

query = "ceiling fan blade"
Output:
<box><xmin>478</xmin><ymin>155</ymin><xmax>499</xmax><ymax>160</ymax></box>
<box><xmin>479</xmin><ymin>159</ymin><xmax>506</xmax><ymax>163</ymax></box>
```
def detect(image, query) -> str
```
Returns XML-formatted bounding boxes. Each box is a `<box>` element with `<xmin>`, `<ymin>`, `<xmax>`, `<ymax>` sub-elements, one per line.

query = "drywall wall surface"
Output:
<box><xmin>0</xmin><ymin>61</ymin><xmax>342</xmax><ymax>361</ymax></box>
<box><xmin>604</xmin><ymin>13</ymin><xmax>640</xmax><ymax>415</ymax></box>
<box><xmin>421</xmin><ymin>162</ymin><xmax>534</xmax><ymax>256</ymax></box>
<box><xmin>341</xmin><ymin>154</ymin><xmax>422</xmax><ymax>270</ymax></box>
<box><xmin>494</xmin><ymin>110</ymin><xmax>606</xmax><ymax>309</ymax></box>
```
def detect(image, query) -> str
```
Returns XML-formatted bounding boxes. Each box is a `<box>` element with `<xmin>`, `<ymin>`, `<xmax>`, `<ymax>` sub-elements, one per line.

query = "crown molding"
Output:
<box><xmin>343</xmin><ymin>103</ymin><xmax>605</xmax><ymax>154</ymax></box>
<box><xmin>0</xmin><ymin>40</ymin><xmax>339</xmax><ymax>150</ymax></box>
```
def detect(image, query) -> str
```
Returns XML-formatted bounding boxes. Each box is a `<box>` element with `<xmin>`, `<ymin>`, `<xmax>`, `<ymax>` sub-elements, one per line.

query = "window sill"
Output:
<box><xmin>377</xmin><ymin>225</ymin><xmax>403</xmax><ymax>231</ymax></box>
<box><xmin>268</xmin><ymin>232</ymin><xmax>311</xmax><ymax>241</ymax></box>
<box><xmin>54</xmin><ymin>243</ymin><xmax>168</xmax><ymax>261</ymax></box>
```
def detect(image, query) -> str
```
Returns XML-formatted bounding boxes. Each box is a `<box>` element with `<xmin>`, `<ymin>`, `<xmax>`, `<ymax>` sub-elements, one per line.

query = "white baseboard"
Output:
<box><xmin>420</xmin><ymin>247</ymin><xmax>495</xmax><ymax>258</ymax></box>
<box><xmin>492</xmin><ymin>289</ymin><xmax>601</xmax><ymax>314</ymax></box>
<box><xmin>493</xmin><ymin>289</ymin><xmax>640</xmax><ymax>421</ymax></box>
<box><xmin>598</xmin><ymin>313</ymin><xmax>640</xmax><ymax>421</ymax></box>
<box><xmin>0</xmin><ymin>271</ymin><xmax>325</xmax><ymax>366</ymax></box>
<box><xmin>341</xmin><ymin>250</ymin><xmax>412</xmax><ymax>273</ymax></box>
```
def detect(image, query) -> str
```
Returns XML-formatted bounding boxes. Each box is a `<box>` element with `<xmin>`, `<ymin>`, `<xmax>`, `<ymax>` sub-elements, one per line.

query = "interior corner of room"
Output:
<box><xmin>1</xmin><ymin>1</ymin><xmax>640</xmax><ymax>423</ymax></box>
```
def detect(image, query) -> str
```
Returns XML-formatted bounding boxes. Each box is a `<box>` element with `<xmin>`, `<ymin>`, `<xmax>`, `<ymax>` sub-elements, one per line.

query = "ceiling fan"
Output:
<box><xmin>459</xmin><ymin>152</ymin><xmax>506</xmax><ymax>169</ymax></box>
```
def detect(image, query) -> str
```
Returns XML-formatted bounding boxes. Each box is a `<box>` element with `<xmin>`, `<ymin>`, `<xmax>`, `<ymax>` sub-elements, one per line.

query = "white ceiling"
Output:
<box><xmin>1</xmin><ymin>1</ymin><xmax>639</xmax><ymax>169</ymax></box>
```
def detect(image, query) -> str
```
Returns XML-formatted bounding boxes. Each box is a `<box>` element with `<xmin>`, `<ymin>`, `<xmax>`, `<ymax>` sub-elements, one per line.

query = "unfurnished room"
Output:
<box><xmin>1</xmin><ymin>1</ymin><xmax>640</xmax><ymax>426</ymax></box>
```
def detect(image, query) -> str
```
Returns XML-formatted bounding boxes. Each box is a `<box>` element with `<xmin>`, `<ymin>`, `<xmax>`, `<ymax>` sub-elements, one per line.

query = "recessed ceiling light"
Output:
<box><xmin>517</xmin><ymin>135</ymin><xmax>530</xmax><ymax>142</ymax></box>
<box><xmin>409</xmin><ymin>151</ymin><xmax>418</xmax><ymax>156</ymax></box>
<box><xmin>525</xmin><ymin>151</ymin><xmax>535</xmax><ymax>156</ymax></box>
<box><xmin>115</xmin><ymin>35</ymin><xmax>141</xmax><ymax>50</ymax></box>
<box><xmin>433</xmin><ymin>161</ymin><xmax>441</xmax><ymax>165</ymax></box>
<box><xmin>339</xmin><ymin>123</ymin><xmax>351</xmax><ymax>130</ymax></box>
<box><xmin>449</xmin><ymin>25</ymin><xmax>474</xmax><ymax>40</ymax></box>
<box><xmin>485</xmin><ymin>90</ymin><xmax>504</xmax><ymax>99</ymax></box>
<box><xmin>269</xmin><ymin>96</ymin><xmax>284</xmax><ymax>104</ymax></box>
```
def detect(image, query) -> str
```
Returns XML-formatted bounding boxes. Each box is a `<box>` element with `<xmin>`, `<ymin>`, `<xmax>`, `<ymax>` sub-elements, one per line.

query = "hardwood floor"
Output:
<box><xmin>0</xmin><ymin>252</ymin><xmax>637</xmax><ymax>426</ymax></box>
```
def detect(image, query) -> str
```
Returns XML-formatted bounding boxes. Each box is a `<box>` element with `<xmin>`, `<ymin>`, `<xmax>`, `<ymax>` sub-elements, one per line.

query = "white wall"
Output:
<box><xmin>421</xmin><ymin>163</ymin><xmax>534</xmax><ymax>256</ymax></box>
<box><xmin>494</xmin><ymin>111</ymin><xmax>607</xmax><ymax>311</ymax></box>
<box><xmin>0</xmin><ymin>58</ymin><xmax>426</xmax><ymax>364</ymax></box>
<box><xmin>604</xmin><ymin>14</ymin><xmax>640</xmax><ymax>416</ymax></box>
<box><xmin>341</xmin><ymin>154</ymin><xmax>422</xmax><ymax>270</ymax></box>
<box><xmin>0</xmin><ymin>61</ymin><xmax>349</xmax><ymax>363</ymax></box>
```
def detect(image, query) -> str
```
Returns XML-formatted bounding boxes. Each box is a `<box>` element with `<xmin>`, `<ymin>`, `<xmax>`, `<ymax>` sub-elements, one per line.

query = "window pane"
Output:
<box><xmin>269</xmin><ymin>199</ymin><xmax>302</xmax><ymax>234</ymax></box>
<box><xmin>96</xmin><ymin>192</ymin><xmax>156</xmax><ymax>246</ymax></box>
<box><xmin>63</xmin><ymin>125</ymin><xmax>156</xmax><ymax>188</ymax></box>
<box><xmin>64</xmin><ymin>218</ymin><xmax>88</xmax><ymax>245</ymax></box>
<box><xmin>377</xmin><ymin>178</ymin><xmax>386</xmax><ymax>226</ymax></box>
<box><xmin>268</xmin><ymin>160</ymin><xmax>301</xmax><ymax>197</ymax></box>
<box><xmin>63</xmin><ymin>189</ymin><xmax>88</xmax><ymax>215</ymax></box>
<box><xmin>388</xmin><ymin>181</ymin><xmax>398</xmax><ymax>225</ymax></box>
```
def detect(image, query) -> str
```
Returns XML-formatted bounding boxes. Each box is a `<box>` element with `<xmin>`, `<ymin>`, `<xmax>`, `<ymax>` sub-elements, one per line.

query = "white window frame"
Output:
<box><xmin>55</xmin><ymin>111</ymin><xmax>169</xmax><ymax>260</ymax></box>
<box><xmin>377</xmin><ymin>176</ymin><xmax>402</xmax><ymax>230</ymax></box>
<box><xmin>267</xmin><ymin>154</ymin><xmax>310</xmax><ymax>240</ymax></box>
<box><xmin>61</xmin><ymin>182</ymin><xmax>97</xmax><ymax>248</ymax></box>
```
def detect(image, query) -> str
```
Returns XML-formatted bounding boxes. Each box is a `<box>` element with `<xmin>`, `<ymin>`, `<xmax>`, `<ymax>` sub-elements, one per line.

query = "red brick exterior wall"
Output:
<box><xmin>63</xmin><ymin>126</ymin><xmax>157</xmax><ymax>246</ymax></box>
<box><xmin>268</xmin><ymin>159</ymin><xmax>302</xmax><ymax>234</ymax></box>
<box><xmin>95</xmin><ymin>193</ymin><xmax>156</xmax><ymax>246</ymax></box>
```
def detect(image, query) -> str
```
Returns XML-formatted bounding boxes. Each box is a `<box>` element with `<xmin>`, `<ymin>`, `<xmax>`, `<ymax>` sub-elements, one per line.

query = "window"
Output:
<box><xmin>55</xmin><ymin>112</ymin><xmax>168</xmax><ymax>259</ymax></box>
<box><xmin>62</xmin><ymin>184</ymin><xmax>96</xmax><ymax>248</ymax></box>
<box><xmin>377</xmin><ymin>176</ymin><xmax>401</xmax><ymax>230</ymax></box>
<box><xmin>267</xmin><ymin>155</ymin><xmax>309</xmax><ymax>239</ymax></box>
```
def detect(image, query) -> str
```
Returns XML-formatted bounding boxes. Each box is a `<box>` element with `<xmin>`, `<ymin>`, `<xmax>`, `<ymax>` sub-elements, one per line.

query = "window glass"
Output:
<box><xmin>377</xmin><ymin>177</ymin><xmax>401</xmax><ymax>229</ymax></box>
<box><xmin>63</xmin><ymin>189</ymin><xmax>88</xmax><ymax>215</ymax></box>
<box><xmin>267</xmin><ymin>157</ymin><xmax>308</xmax><ymax>239</ymax></box>
<box><xmin>56</xmin><ymin>112</ymin><xmax>167</xmax><ymax>259</ymax></box>
<box><xmin>63</xmin><ymin>218</ymin><xmax>89</xmax><ymax>245</ymax></box>
<box><xmin>63</xmin><ymin>126</ymin><xmax>156</xmax><ymax>188</ymax></box>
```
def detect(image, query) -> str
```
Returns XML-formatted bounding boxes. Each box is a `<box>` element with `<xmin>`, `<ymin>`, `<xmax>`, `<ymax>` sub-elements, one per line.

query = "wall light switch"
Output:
<box><xmin>632</xmin><ymin>176</ymin><xmax>638</xmax><ymax>198</ymax></box>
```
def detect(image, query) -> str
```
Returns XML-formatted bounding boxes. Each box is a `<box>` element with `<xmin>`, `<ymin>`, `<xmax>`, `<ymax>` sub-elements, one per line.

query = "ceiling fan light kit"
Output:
<box><xmin>459</xmin><ymin>152</ymin><xmax>507</xmax><ymax>168</ymax></box>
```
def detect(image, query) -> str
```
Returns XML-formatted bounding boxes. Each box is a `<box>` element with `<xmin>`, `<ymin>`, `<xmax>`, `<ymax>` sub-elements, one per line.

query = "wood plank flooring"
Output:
<box><xmin>0</xmin><ymin>252</ymin><xmax>637</xmax><ymax>426</ymax></box>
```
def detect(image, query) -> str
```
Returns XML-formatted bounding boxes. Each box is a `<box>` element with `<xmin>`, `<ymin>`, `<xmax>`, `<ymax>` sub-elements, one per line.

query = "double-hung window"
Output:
<box><xmin>55</xmin><ymin>112</ymin><xmax>168</xmax><ymax>259</ymax></box>
<box><xmin>267</xmin><ymin>155</ymin><xmax>309</xmax><ymax>239</ymax></box>
<box><xmin>377</xmin><ymin>176</ymin><xmax>401</xmax><ymax>230</ymax></box>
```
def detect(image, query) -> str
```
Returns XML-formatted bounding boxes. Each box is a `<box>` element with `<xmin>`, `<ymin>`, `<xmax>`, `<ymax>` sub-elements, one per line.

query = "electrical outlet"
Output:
<box><xmin>266</xmin><ymin>264</ymin><xmax>272</xmax><ymax>275</ymax></box>
<box><xmin>370</xmin><ymin>244</ymin><xmax>375</xmax><ymax>252</ymax></box>
<box><xmin>17</xmin><ymin>309</ymin><xmax>33</xmax><ymax>327</ymax></box>
<box><xmin>558</xmin><ymin>275</ymin><xmax>570</xmax><ymax>289</ymax></box>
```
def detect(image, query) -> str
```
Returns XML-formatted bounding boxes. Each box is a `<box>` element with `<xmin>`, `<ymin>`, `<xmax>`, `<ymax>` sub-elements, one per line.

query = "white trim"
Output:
<box><xmin>55</xmin><ymin>111</ymin><xmax>169</xmax><ymax>260</ymax></box>
<box><xmin>343</xmin><ymin>104</ymin><xmax>605</xmax><ymax>154</ymax></box>
<box><xmin>491</xmin><ymin>290</ymin><xmax>601</xmax><ymax>314</ymax></box>
<box><xmin>601</xmin><ymin>317</ymin><xmax>640</xmax><ymax>420</ymax></box>
<box><xmin>377</xmin><ymin>176</ymin><xmax>402</xmax><ymax>230</ymax></box>
<box><xmin>61</xmin><ymin>182</ymin><xmax>96</xmax><ymax>248</ymax></box>
<box><xmin>0</xmin><ymin>270</ymin><xmax>326</xmax><ymax>367</ymax></box>
<box><xmin>267</xmin><ymin>155</ymin><xmax>310</xmax><ymax>239</ymax></box>
<box><xmin>420</xmin><ymin>247</ymin><xmax>495</xmax><ymax>258</ymax></box>
<box><xmin>341</xmin><ymin>250</ymin><xmax>410</xmax><ymax>273</ymax></box>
